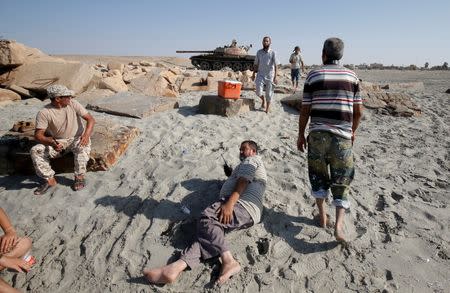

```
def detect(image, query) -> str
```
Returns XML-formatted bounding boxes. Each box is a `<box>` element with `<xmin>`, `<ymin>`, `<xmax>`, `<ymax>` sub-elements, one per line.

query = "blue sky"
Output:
<box><xmin>1</xmin><ymin>0</ymin><xmax>448</xmax><ymax>66</ymax></box>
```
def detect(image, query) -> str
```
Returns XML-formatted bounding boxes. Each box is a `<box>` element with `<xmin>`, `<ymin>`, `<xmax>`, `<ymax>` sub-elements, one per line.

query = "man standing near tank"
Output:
<box><xmin>297</xmin><ymin>38</ymin><xmax>363</xmax><ymax>242</ymax></box>
<box><xmin>252</xmin><ymin>36</ymin><xmax>278</xmax><ymax>114</ymax></box>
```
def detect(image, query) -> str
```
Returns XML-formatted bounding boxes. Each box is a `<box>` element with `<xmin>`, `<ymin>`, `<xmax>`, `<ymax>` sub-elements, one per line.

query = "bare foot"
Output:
<box><xmin>143</xmin><ymin>260</ymin><xmax>186</xmax><ymax>284</ymax></box>
<box><xmin>334</xmin><ymin>229</ymin><xmax>346</xmax><ymax>243</ymax></box>
<box><xmin>314</xmin><ymin>213</ymin><xmax>332</xmax><ymax>228</ymax></box>
<box><xmin>217</xmin><ymin>259</ymin><xmax>241</xmax><ymax>285</ymax></box>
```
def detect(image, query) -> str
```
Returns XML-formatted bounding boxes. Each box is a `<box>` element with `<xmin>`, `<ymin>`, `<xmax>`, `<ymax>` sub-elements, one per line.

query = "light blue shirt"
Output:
<box><xmin>254</xmin><ymin>48</ymin><xmax>277</xmax><ymax>80</ymax></box>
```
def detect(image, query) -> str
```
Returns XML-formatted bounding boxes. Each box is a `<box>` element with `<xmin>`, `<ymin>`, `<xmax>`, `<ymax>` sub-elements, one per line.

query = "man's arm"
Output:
<box><xmin>0</xmin><ymin>208</ymin><xmax>18</xmax><ymax>254</ymax></box>
<box><xmin>78</xmin><ymin>113</ymin><xmax>95</xmax><ymax>147</ymax></box>
<box><xmin>297</xmin><ymin>104</ymin><xmax>311</xmax><ymax>152</ymax></box>
<box><xmin>351</xmin><ymin>104</ymin><xmax>363</xmax><ymax>144</ymax></box>
<box><xmin>219</xmin><ymin>177</ymin><xmax>249</xmax><ymax>224</ymax></box>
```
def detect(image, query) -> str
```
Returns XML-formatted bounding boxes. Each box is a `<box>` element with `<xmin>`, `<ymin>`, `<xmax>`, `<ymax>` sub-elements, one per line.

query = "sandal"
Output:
<box><xmin>34</xmin><ymin>182</ymin><xmax>56</xmax><ymax>195</ymax></box>
<box><xmin>72</xmin><ymin>177</ymin><xmax>86</xmax><ymax>191</ymax></box>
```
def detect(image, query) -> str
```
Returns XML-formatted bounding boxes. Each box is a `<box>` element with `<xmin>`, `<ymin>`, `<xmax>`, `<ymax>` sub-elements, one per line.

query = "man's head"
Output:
<box><xmin>240</xmin><ymin>140</ymin><xmax>258</xmax><ymax>161</ymax></box>
<box><xmin>47</xmin><ymin>84</ymin><xmax>74</xmax><ymax>108</ymax></box>
<box><xmin>294</xmin><ymin>46</ymin><xmax>301</xmax><ymax>53</ymax></box>
<box><xmin>322</xmin><ymin>37</ymin><xmax>344</xmax><ymax>63</ymax></box>
<box><xmin>262</xmin><ymin>36</ymin><xmax>271</xmax><ymax>50</ymax></box>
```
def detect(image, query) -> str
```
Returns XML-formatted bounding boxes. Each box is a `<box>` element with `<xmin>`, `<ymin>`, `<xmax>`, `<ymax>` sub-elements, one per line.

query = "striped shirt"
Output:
<box><xmin>219</xmin><ymin>155</ymin><xmax>267</xmax><ymax>224</ymax></box>
<box><xmin>302</xmin><ymin>64</ymin><xmax>362</xmax><ymax>139</ymax></box>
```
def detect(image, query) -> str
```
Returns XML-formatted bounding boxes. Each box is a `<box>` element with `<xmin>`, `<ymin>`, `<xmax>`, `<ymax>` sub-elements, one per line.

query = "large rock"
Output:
<box><xmin>364</xmin><ymin>92</ymin><xmax>421</xmax><ymax>117</ymax></box>
<box><xmin>180</xmin><ymin>76</ymin><xmax>207</xmax><ymax>92</ymax></box>
<box><xmin>75</xmin><ymin>88</ymin><xmax>116</xmax><ymax>106</ymax></box>
<box><xmin>280</xmin><ymin>94</ymin><xmax>302</xmax><ymax>111</ymax></box>
<box><xmin>0</xmin><ymin>88</ymin><xmax>21</xmax><ymax>103</ymax></box>
<box><xmin>6</xmin><ymin>84</ymin><xmax>37</xmax><ymax>98</ymax></box>
<box><xmin>99</xmin><ymin>76</ymin><xmax>128</xmax><ymax>93</ymax></box>
<box><xmin>198</xmin><ymin>95</ymin><xmax>255</xmax><ymax>117</ymax></box>
<box><xmin>6</xmin><ymin>61</ymin><xmax>95</xmax><ymax>94</ymax></box>
<box><xmin>129</xmin><ymin>70</ymin><xmax>179</xmax><ymax>97</ymax></box>
<box><xmin>0</xmin><ymin>40</ymin><xmax>61</xmax><ymax>68</ymax></box>
<box><xmin>107</xmin><ymin>62</ymin><xmax>124</xmax><ymax>73</ymax></box>
<box><xmin>86</xmin><ymin>92</ymin><xmax>179</xmax><ymax>119</ymax></box>
<box><xmin>0</xmin><ymin>119</ymin><xmax>139</xmax><ymax>175</ymax></box>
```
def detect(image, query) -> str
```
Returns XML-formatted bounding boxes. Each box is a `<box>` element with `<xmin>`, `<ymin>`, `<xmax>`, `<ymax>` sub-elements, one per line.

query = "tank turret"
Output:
<box><xmin>176</xmin><ymin>40</ymin><xmax>255</xmax><ymax>71</ymax></box>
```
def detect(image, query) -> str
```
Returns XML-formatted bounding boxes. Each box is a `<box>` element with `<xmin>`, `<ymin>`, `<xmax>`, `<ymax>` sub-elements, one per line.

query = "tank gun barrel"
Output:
<box><xmin>176</xmin><ymin>50</ymin><xmax>215</xmax><ymax>53</ymax></box>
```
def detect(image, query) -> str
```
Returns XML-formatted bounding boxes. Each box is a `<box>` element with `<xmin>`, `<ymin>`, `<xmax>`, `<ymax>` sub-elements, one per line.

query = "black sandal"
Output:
<box><xmin>34</xmin><ymin>182</ymin><xmax>56</xmax><ymax>195</ymax></box>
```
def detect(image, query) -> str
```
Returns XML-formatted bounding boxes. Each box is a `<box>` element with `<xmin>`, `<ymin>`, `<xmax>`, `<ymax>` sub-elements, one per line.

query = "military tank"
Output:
<box><xmin>176</xmin><ymin>40</ymin><xmax>255</xmax><ymax>72</ymax></box>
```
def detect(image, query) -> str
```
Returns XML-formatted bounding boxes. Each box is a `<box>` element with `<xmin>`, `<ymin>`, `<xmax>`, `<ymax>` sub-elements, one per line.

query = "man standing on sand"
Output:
<box><xmin>297</xmin><ymin>38</ymin><xmax>363</xmax><ymax>242</ymax></box>
<box><xmin>252</xmin><ymin>36</ymin><xmax>278</xmax><ymax>114</ymax></box>
<box><xmin>143</xmin><ymin>140</ymin><xmax>267</xmax><ymax>285</ymax></box>
<box><xmin>31</xmin><ymin>84</ymin><xmax>95</xmax><ymax>195</ymax></box>
<box><xmin>289</xmin><ymin>46</ymin><xmax>305</xmax><ymax>92</ymax></box>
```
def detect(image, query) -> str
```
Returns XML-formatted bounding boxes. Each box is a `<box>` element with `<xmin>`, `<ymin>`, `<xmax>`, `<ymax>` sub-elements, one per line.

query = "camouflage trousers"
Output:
<box><xmin>30</xmin><ymin>137</ymin><xmax>91</xmax><ymax>180</ymax></box>
<box><xmin>307</xmin><ymin>131</ymin><xmax>355</xmax><ymax>209</ymax></box>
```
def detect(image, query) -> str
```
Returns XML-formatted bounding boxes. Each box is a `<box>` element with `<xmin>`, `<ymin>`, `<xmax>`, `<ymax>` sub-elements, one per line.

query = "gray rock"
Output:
<box><xmin>198</xmin><ymin>95</ymin><xmax>255</xmax><ymax>117</ymax></box>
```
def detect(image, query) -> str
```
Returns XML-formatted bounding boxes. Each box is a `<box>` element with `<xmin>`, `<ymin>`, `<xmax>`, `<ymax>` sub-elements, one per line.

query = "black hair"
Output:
<box><xmin>323</xmin><ymin>37</ymin><xmax>344</xmax><ymax>61</ymax></box>
<box><xmin>241</xmin><ymin>140</ymin><xmax>258</xmax><ymax>153</ymax></box>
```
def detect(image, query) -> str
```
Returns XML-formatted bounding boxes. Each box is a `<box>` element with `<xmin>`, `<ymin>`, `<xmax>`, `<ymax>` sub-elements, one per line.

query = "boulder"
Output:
<box><xmin>169</xmin><ymin>67</ymin><xmax>182</xmax><ymax>75</ymax></box>
<box><xmin>280</xmin><ymin>94</ymin><xmax>302</xmax><ymax>111</ymax></box>
<box><xmin>0</xmin><ymin>88</ymin><xmax>21</xmax><ymax>103</ymax></box>
<box><xmin>198</xmin><ymin>95</ymin><xmax>255</xmax><ymax>117</ymax></box>
<box><xmin>122</xmin><ymin>68</ymin><xmax>146</xmax><ymax>83</ymax></box>
<box><xmin>160</xmin><ymin>69</ymin><xmax>178</xmax><ymax>85</ymax></box>
<box><xmin>99</xmin><ymin>76</ymin><xmax>128</xmax><ymax>93</ymax></box>
<box><xmin>381</xmin><ymin>82</ymin><xmax>424</xmax><ymax>91</ymax></box>
<box><xmin>360</xmin><ymin>81</ymin><xmax>382</xmax><ymax>92</ymax></box>
<box><xmin>107</xmin><ymin>62</ymin><xmax>124</xmax><ymax>73</ymax></box>
<box><xmin>180</xmin><ymin>76</ymin><xmax>207</xmax><ymax>92</ymax></box>
<box><xmin>6</xmin><ymin>84</ymin><xmax>38</xmax><ymax>99</ymax></box>
<box><xmin>206</xmin><ymin>77</ymin><xmax>223</xmax><ymax>91</ymax></box>
<box><xmin>0</xmin><ymin>40</ymin><xmax>63</xmax><ymax>68</ymax></box>
<box><xmin>128</xmin><ymin>70</ymin><xmax>179</xmax><ymax>97</ymax></box>
<box><xmin>364</xmin><ymin>92</ymin><xmax>421</xmax><ymax>117</ymax></box>
<box><xmin>86</xmin><ymin>92</ymin><xmax>179</xmax><ymax>119</ymax></box>
<box><xmin>6</xmin><ymin>61</ymin><xmax>95</xmax><ymax>94</ymax></box>
<box><xmin>107</xmin><ymin>69</ymin><xmax>122</xmax><ymax>77</ymax></box>
<box><xmin>75</xmin><ymin>88</ymin><xmax>116</xmax><ymax>106</ymax></box>
<box><xmin>0</xmin><ymin>119</ymin><xmax>139</xmax><ymax>175</ymax></box>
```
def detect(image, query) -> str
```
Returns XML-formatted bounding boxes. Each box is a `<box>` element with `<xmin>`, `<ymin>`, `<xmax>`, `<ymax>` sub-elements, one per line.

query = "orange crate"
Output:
<box><xmin>218</xmin><ymin>80</ymin><xmax>242</xmax><ymax>99</ymax></box>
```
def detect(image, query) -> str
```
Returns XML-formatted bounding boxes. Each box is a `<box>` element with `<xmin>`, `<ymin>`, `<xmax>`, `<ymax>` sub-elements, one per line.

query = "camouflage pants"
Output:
<box><xmin>307</xmin><ymin>131</ymin><xmax>355</xmax><ymax>209</ymax></box>
<box><xmin>30</xmin><ymin>137</ymin><xmax>91</xmax><ymax>179</ymax></box>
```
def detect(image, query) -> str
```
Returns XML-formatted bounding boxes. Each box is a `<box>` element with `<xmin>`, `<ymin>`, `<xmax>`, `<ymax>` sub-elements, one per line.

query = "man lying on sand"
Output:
<box><xmin>143</xmin><ymin>140</ymin><xmax>267</xmax><ymax>285</ymax></box>
<box><xmin>31</xmin><ymin>84</ymin><xmax>95</xmax><ymax>195</ymax></box>
<box><xmin>297</xmin><ymin>37</ymin><xmax>363</xmax><ymax>242</ymax></box>
<box><xmin>0</xmin><ymin>207</ymin><xmax>33</xmax><ymax>293</ymax></box>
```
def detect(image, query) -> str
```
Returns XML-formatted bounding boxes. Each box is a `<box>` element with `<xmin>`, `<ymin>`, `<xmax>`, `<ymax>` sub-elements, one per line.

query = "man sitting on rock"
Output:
<box><xmin>31</xmin><ymin>84</ymin><xmax>95</xmax><ymax>195</ymax></box>
<box><xmin>143</xmin><ymin>140</ymin><xmax>267</xmax><ymax>285</ymax></box>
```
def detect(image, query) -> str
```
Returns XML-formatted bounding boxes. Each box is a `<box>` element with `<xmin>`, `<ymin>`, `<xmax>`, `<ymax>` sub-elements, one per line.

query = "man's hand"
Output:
<box><xmin>52</xmin><ymin>140</ymin><xmax>64</xmax><ymax>152</ymax></box>
<box><xmin>0</xmin><ymin>255</ymin><xmax>30</xmax><ymax>272</ymax></box>
<box><xmin>78</xmin><ymin>134</ymin><xmax>90</xmax><ymax>147</ymax></box>
<box><xmin>297</xmin><ymin>135</ymin><xmax>307</xmax><ymax>152</ymax></box>
<box><xmin>218</xmin><ymin>201</ymin><xmax>234</xmax><ymax>224</ymax></box>
<box><xmin>0</xmin><ymin>230</ymin><xmax>18</xmax><ymax>254</ymax></box>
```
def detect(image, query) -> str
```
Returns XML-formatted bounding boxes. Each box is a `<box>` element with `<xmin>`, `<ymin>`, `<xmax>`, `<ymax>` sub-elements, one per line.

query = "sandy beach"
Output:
<box><xmin>0</xmin><ymin>55</ymin><xmax>449</xmax><ymax>292</ymax></box>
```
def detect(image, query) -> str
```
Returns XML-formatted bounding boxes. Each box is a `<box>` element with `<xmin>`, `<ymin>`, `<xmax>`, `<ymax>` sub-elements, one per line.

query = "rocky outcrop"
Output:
<box><xmin>0</xmin><ymin>88</ymin><xmax>21</xmax><ymax>103</ymax></box>
<box><xmin>364</xmin><ymin>92</ymin><xmax>421</xmax><ymax>117</ymax></box>
<box><xmin>280</xmin><ymin>94</ymin><xmax>302</xmax><ymax>111</ymax></box>
<box><xmin>198</xmin><ymin>95</ymin><xmax>255</xmax><ymax>117</ymax></box>
<box><xmin>5</xmin><ymin>61</ymin><xmax>95</xmax><ymax>94</ymax></box>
